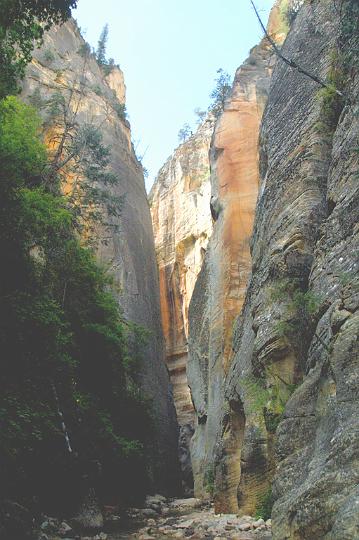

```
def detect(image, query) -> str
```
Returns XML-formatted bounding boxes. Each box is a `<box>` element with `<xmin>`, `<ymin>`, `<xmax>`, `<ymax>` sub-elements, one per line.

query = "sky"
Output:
<box><xmin>73</xmin><ymin>0</ymin><xmax>275</xmax><ymax>190</ymax></box>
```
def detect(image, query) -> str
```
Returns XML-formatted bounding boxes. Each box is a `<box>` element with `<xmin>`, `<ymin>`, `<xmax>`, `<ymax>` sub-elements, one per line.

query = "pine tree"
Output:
<box><xmin>96</xmin><ymin>24</ymin><xmax>109</xmax><ymax>66</ymax></box>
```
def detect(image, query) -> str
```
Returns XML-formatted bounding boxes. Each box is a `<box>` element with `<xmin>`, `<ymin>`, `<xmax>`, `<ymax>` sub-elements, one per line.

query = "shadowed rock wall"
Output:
<box><xmin>21</xmin><ymin>19</ymin><xmax>180</xmax><ymax>495</ymax></box>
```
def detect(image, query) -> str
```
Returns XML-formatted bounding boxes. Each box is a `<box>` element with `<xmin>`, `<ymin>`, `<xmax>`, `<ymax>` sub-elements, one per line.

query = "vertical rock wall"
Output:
<box><xmin>187</xmin><ymin>3</ymin><xmax>284</xmax><ymax>503</ymax></box>
<box><xmin>150</xmin><ymin>118</ymin><xmax>214</xmax><ymax>490</ymax></box>
<box><xmin>188</xmin><ymin>0</ymin><xmax>359</xmax><ymax>538</ymax></box>
<box><xmin>21</xmin><ymin>19</ymin><xmax>180</xmax><ymax>494</ymax></box>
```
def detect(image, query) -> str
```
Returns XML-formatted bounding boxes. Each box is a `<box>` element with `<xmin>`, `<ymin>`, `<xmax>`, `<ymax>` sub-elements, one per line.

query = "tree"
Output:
<box><xmin>178</xmin><ymin>122</ymin><xmax>192</xmax><ymax>143</ymax></box>
<box><xmin>96</xmin><ymin>24</ymin><xmax>109</xmax><ymax>66</ymax></box>
<box><xmin>28</xmin><ymin>50</ymin><xmax>124</xmax><ymax>245</ymax></box>
<box><xmin>0</xmin><ymin>95</ymin><xmax>153</xmax><ymax>519</ymax></box>
<box><xmin>194</xmin><ymin>107</ymin><xmax>207</xmax><ymax>124</ymax></box>
<box><xmin>209</xmin><ymin>68</ymin><xmax>232</xmax><ymax>117</ymax></box>
<box><xmin>0</xmin><ymin>0</ymin><xmax>77</xmax><ymax>97</ymax></box>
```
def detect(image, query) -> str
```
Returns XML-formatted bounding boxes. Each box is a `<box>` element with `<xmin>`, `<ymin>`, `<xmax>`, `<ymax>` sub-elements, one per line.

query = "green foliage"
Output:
<box><xmin>255</xmin><ymin>487</ymin><xmax>273</xmax><ymax>520</ymax></box>
<box><xmin>0</xmin><ymin>96</ymin><xmax>153</xmax><ymax>514</ymax></box>
<box><xmin>208</xmin><ymin>68</ymin><xmax>232</xmax><ymax>118</ymax></box>
<box><xmin>41</xmin><ymin>91</ymin><xmax>124</xmax><ymax>244</ymax></box>
<box><xmin>96</xmin><ymin>24</ymin><xmax>109</xmax><ymax>66</ymax></box>
<box><xmin>178</xmin><ymin>122</ymin><xmax>192</xmax><ymax>143</ymax></box>
<box><xmin>270</xmin><ymin>279</ymin><xmax>322</xmax><ymax>316</ymax></box>
<box><xmin>0</xmin><ymin>0</ymin><xmax>77</xmax><ymax>97</ymax></box>
<box><xmin>0</xmin><ymin>96</ymin><xmax>47</xmax><ymax>184</ymax></box>
<box><xmin>92</xmin><ymin>84</ymin><xmax>103</xmax><ymax>96</ymax></box>
<box><xmin>280</xmin><ymin>0</ymin><xmax>303</xmax><ymax>32</ymax></box>
<box><xmin>194</xmin><ymin>107</ymin><xmax>206</xmax><ymax>124</ymax></box>
<box><xmin>204</xmin><ymin>466</ymin><xmax>215</xmax><ymax>498</ymax></box>
<box><xmin>316</xmin><ymin>52</ymin><xmax>345</xmax><ymax>132</ymax></box>
<box><xmin>43</xmin><ymin>48</ymin><xmax>55</xmax><ymax>63</ymax></box>
<box><xmin>242</xmin><ymin>374</ymin><xmax>297</xmax><ymax>433</ymax></box>
<box><xmin>113</xmin><ymin>101</ymin><xmax>127</xmax><ymax>121</ymax></box>
<box><xmin>78</xmin><ymin>42</ymin><xmax>91</xmax><ymax>58</ymax></box>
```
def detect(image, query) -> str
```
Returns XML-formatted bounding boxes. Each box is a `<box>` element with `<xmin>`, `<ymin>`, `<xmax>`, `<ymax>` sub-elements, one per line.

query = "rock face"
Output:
<box><xmin>187</xmin><ymin>3</ymin><xmax>284</xmax><ymax>504</ymax></box>
<box><xmin>21</xmin><ymin>19</ymin><xmax>179</xmax><ymax>494</ymax></box>
<box><xmin>150</xmin><ymin>118</ymin><xmax>215</xmax><ymax>490</ymax></box>
<box><xmin>188</xmin><ymin>0</ymin><xmax>359</xmax><ymax>538</ymax></box>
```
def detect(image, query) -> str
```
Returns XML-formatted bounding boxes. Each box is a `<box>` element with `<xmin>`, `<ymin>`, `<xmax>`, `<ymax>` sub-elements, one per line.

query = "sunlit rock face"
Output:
<box><xmin>150</xmin><ymin>118</ymin><xmax>215</xmax><ymax>491</ymax></box>
<box><xmin>21</xmin><ymin>19</ymin><xmax>180</xmax><ymax>494</ymax></box>
<box><xmin>190</xmin><ymin>0</ymin><xmax>359</xmax><ymax>537</ymax></box>
<box><xmin>187</xmin><ymin>0</ymin><xmax>285</xmax><ymax>511</ymax></box>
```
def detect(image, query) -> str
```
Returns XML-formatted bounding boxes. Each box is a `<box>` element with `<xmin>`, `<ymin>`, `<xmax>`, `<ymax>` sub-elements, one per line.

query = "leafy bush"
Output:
<box><xmin>43</xmin><ymin>48</ymin><xmax>55</xmax><ymax>63</ymax></box>
<box><xmin>78</xmin><ymin>42</ymin><xmax>91</xmax><ymax>58</ymax></box>
<box><xmin>204</xmin><ymin>466</ymin><xmax>215</xmax><ymax>498</ymax></box>
<box><xmin>0</xmin><ymin>96</ymin><xmax>152</xmax><ymax>515</ymax></box>
<box><xmin>255</xmin><ymin>487</ymin><xmax>273</xmax><ymax>520</ymax></box>
<box><xmin>113</xmin><ymin>101</ymin><xmax>127</xmax><ymax>121</ymax></box>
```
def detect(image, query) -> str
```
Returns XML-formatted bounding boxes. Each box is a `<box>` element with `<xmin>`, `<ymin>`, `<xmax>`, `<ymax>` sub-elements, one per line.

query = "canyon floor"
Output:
<box><xmin>113</xmin><ymin>500</ymin><xmax>272</xmax><ymax>540</ymax></box>
<box><xmin>41</xmin><ymin>497</ymin><xmax>271</xmax><ymax>540</ymax></box>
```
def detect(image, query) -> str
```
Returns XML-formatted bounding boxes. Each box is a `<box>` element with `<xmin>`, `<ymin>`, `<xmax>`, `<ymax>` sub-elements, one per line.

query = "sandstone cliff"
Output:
<box><xmin>187</xmin><ymin>3</ymin><xmax>284</xmax><ymax>504</ymax></box>
<box><xmin>21</xmin><ymin>19</ymin><xmax>180</xmax><ymax>494</ymax></box>
<box><xmin>188</xmin><ymin>0</ymin><xmax>359</xmax><ymax>538</ymax></box>
<box><xmin>150</xmin><ymin>118</ymin><xmax>214</xmax><ymax>490</ymax></box>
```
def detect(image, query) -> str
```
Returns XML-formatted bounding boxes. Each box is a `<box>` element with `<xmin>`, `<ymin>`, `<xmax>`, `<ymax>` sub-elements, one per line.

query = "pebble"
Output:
<box><xmin>239</xmin><ymin>522</ymin><xmax>253</xmax><ymax>531</ymax></box>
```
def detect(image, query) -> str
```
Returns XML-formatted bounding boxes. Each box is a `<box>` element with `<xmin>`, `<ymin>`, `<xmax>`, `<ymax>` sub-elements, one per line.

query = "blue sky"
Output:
<box><xmin>73</xmin><ymin>0</ymin><xmax>275</xmax><ymax>190</ymax></box>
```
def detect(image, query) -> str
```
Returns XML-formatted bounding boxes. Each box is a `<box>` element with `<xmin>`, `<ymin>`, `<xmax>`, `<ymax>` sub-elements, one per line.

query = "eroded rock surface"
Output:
<box><xmin>224</xmin><ymin>1</ymin><xmax>359</xmax><ymax>535</ymax></box>
<box><xmin>21</xmin><ymin>19</ymin><xmax>179</xmax><ymax>493</ymax></box>
<box><xmin>150</xmin><ymin>118</ymin><xmax>215</xmax><ymax>490</ymax></box>
<box><xmin>189</xmin><ymin>0</ymin><xmax>358</xmax><ymax>538</ymax></box>
<box><xmin>187</xmin><ymin>2</ymin><xmax>285</xmax><ymax>506</ymax></box>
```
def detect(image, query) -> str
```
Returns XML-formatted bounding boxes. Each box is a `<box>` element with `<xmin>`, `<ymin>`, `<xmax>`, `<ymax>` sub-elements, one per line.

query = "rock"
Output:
<box><xmin>265</xmin><ymin>519</ymin><xmax>271</xmax><ymax>528</ymax></box>
<box><xmin>239</xmin><ymin>522</ymin><xmax>252</xmax><ymax>531</ymax></box>
<box><xmin>142</xmin><ymin>509</ymin><xmax>159</xmax><ymax>518</ymax></box>
<box><xmin>253</xmin><ymin>518</ymin><xmax>265</xmax><ymax>528</ymax></box>
<box><xmin>23</xmin><ymin>18</ymin><xmax>180</xmax><ymax>495</ymax></box>
<box><xmin>161</xmin><ymin>506</ymin><xmax>170</xmax><ymax>516</ymax></box>
<box><xmin>169</xmin><ymin>498</ymin><xmax>202</xmax><ymax>510</ymax></box>
<box><xmin>146</xmin><ymin>494</ymin><xmax>167</xmax><ymax>504</ymax></box>
<box><xmin>150</xmin><ymin>116</ymin><xmax>214</xmax><ymax>492</ymax></box>
<box><xmin>41</xmin><ymin>518</ymin><xmax>59</xmax><ymax>533</ymax></box>
<box><xmin>93</xmin><ymin>533</ymin><xmax>107</xmax><ymax>540</ymax></box>
<box><xmin>103</xmin><ymin>514</ymin><xmax>121</xmax><ymax>532</ymax></box>
<box><xmin>59</xmin><ymin>521</ymin><xmax>74</xmax><ymax>537</ymax></box>
<box><xmin>186</xmin><ymin>0</ymin><xmax>359</xmax><ymax>535</ymax></box>
<box><xmin>147</xmin><ymin>518</ymin><xmax>156</xmax><ymax>526</ymax></box>
<box><xmin>186</xmin><ymin>0</ymin><xmax>286</xmax><ymax>511</ymax></box>
<box><xmin>138</xmin><ymin>535</ymin><xmax>155</xmax><ymax>540</ymax></box>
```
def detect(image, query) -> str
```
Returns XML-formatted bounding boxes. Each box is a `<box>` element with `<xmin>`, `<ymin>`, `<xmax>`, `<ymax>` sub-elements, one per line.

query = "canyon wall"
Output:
<box><xmin>150</xmin><ymin>118</ymin><xmax>214</xmax><ymax>490</ymax></box>
<box><xmin>188</xmin><ymin>0</ymin><xmax>359</xmax><ymax>538</ymax></box>
<box><xmin>187</xmin><ymin>3</ymin><xmax>284</xmax><ymax>503</ymax></box>
<box><xmin>21</xmin><ymin>20</ymin><xmax>180</xmax><ymax>494</ymax></box>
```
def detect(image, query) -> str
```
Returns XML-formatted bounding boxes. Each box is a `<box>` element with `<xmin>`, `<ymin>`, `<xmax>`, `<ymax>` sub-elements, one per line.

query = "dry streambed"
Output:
<box><xmin>38</xmin><ymin>496</ymin><xmax>271</xmax><ymax>540</ymax></box>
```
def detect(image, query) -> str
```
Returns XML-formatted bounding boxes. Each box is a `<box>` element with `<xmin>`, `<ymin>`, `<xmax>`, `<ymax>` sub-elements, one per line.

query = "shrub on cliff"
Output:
<box><xmin>208</xmin><ymin>68</ymin><xmax>232</xmax><ymax>117</ymax></box>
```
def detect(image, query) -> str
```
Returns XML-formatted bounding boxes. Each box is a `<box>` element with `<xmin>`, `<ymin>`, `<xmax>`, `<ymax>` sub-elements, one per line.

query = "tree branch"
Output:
<box><xmin>250</xmin><ymin>0</ymin><xmax>344</xmax><ymax>97</ymax></box>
